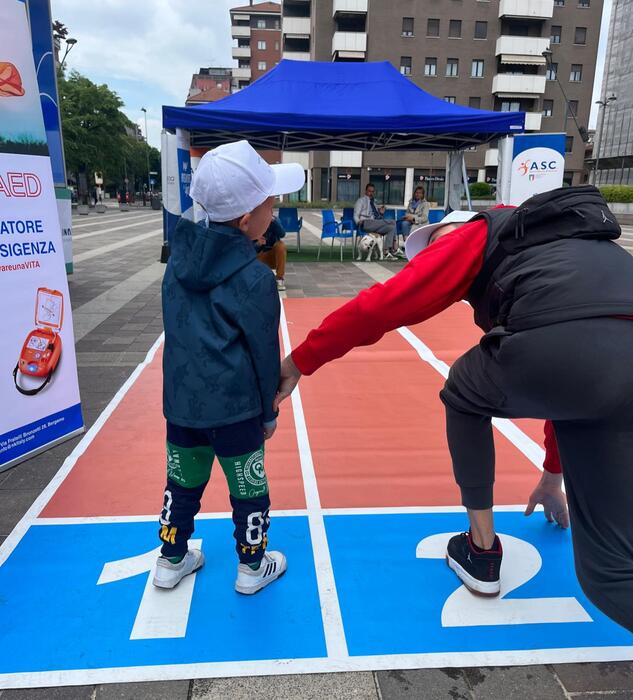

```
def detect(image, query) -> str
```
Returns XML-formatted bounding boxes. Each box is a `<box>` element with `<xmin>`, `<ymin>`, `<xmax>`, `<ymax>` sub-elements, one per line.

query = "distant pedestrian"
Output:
<box><xmin>255</xmin><ymin>215</ymin><xmax>288</xmax><ymax>291</ymax></box>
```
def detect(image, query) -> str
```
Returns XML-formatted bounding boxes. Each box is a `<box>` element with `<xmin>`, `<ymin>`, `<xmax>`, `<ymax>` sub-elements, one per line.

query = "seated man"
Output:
<box><xmin>354</xmin><ymin>183</ymin><xmax>400</xmax><ymax>260</ymax></box>
<box><xmin>256</xmin><ymin>215</ymin><xmax>287</xmax><ymax>291</ymax></box>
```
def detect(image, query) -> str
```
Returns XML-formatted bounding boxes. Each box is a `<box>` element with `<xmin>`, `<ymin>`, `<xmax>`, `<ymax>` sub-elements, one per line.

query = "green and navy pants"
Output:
<box><xmin>158</xmin><ymin>416</ymin><xmax>270</xmax><ymax>565</ymax></box>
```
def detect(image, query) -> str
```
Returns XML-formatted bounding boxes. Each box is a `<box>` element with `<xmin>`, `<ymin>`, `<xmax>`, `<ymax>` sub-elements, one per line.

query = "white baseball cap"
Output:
<box><xmin>405</xmin><ymin>210</ymin><xmax>478</xmax><ymax>260</ymax></box>
<box><xmin>189</xmin><ymin>140</ymin><xmax>306</xmax><ymax>221</ymax></box>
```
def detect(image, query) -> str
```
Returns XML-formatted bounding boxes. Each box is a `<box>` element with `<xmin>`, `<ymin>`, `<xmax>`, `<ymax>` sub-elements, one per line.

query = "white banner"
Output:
<box><xmin>0</xmin><ymin>0</ymin><xmax>83</xmax><ymax>471</ymax></box>
<box><xmin>507</xmin><ymin>134</ymin><xmax>566</xmax><ymax>206</ymax></box>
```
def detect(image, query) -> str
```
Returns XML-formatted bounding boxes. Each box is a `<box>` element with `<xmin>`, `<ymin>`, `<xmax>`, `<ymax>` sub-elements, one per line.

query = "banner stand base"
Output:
<box><xmin>0</xmin><ymin>427</ymin><xmax>85</xmax><ymax>475</ymax></box>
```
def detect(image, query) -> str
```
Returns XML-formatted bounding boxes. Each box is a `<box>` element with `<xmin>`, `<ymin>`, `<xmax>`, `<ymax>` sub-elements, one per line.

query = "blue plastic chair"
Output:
<box><xmin>318</xmin><ymin>210</ymin><xmax>354</xmax><ymax>261</ymax></box>
<box><xmin>395</xmin><ymin>208</ymin><xmax>408</xmax><ymax>240</ymax></box>
<box><xmin>382</xmin><ymin>208</ymin><xmax>396</xmax><ymax>221</ymax></box>
<box><xmin>340</xmin><ymin>206</ymin><xmax>360</xmax><ymax>249</ymax></box>
<box><xmin>277</xmin><ymin>207</ymin><xmax>303</xmax><ymax>252</ymax></box>
<box><xmin>428</xmin><ymin>209</ymin><xmax>446</xmax><ymax>224</ymax></box>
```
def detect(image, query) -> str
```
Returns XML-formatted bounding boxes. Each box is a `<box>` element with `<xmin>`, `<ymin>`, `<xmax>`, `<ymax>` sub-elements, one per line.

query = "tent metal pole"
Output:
<box><xmin>462</xmin><ymin>155</ymin><xmax>472</xmax><ymax>210</ymax></box>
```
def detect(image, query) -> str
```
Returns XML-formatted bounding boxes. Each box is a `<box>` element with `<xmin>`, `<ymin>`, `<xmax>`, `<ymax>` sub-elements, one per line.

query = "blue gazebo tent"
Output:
<box><xmin>163</xmin><ymin>59</ymin><xmax>525</xmax><ymax>152</ymax></box>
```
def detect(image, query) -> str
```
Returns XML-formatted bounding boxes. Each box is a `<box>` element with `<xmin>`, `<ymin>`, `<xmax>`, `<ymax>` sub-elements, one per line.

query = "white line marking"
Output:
<box><xmin>0</xmin><ymin>334</ymin><xmax>165</xmax><ymax>568</ymax></box>
<box><xmin>280</xmin><ymin>299</ymin><xmax>349</xmax><ymax>659</ymax></box>
<box><xmin>71</xmin><ymin>212</ymin><xmax>156</xmax><ymax>230</ymax></box>
<box><xmin>74</xmin><ymin>229</ymin><xmax>162</xmax><ymax>264</ymax></box>
<box><xmin>4</xmin><ymin>646</ymin><xmax>633</xmax><ymax>690</ymax></box>
<box><xmin>397</xmin><ymin>326</ymin><xmax>545</xmax><ymax>471</ymax></box>
<box><xmin>34</xmin><ymin>509</ymin><xmax>309</xmax><ymax>525</ymax></box>
<box><xmin>73</xmin><ymin>215</ymin><xmax>159</xmax><ymax>239</ymax></box>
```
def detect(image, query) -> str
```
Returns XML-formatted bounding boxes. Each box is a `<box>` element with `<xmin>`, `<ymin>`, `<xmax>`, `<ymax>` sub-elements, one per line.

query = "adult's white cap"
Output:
<box><xmin>189</xmin><ymin>140</ymin><xmax>306</xmax><ymax>221</ymax></box>
<box><xmin>404</xmin><ymin>210</ymin><xmax>478</xmax><ymax>260</ymax></box>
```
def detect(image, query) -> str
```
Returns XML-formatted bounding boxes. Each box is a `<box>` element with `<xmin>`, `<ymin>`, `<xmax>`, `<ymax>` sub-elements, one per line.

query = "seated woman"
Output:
<box><xmin>400</xmin><ymin>186</ymin><xmax>430</xmax><ymax>240</ymax></box>
<box><xmin>256</xmin><ymin>215</ymin><xmax>287</xmax><ymax>291</ymax></box>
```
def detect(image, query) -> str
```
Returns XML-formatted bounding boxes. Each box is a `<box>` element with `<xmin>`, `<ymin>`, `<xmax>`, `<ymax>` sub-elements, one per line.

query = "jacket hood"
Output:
<box><xmin>169</xmin><ymin>218</ymin><xmax>256</xmax><ymax>291</ymax></box>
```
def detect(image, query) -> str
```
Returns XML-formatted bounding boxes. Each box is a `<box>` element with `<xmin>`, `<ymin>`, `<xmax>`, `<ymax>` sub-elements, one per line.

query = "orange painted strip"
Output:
<box><xmin>42</xmin><ymin>347</ymin><xmax>306</xmax><ymax>518</ymax></box>
<box><xmin>283</xmin><ymin>298</ymin><xmax>541</xmax><ymax>508</ymax></box>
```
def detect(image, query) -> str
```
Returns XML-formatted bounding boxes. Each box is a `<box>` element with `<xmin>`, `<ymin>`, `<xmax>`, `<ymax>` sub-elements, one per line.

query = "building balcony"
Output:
<box><xmin>231</xmin><ymin>25</ymin><xmax>251</xmax><ymax>38</ymax></box>
<box><xmin>333</xmin><ymin>0</ymin><xmax>368</xmax><ymax>16</ymax></box>
<box><xmin>232</xmin><ymin>46</ymin><xmax>251</xmax><ymax>59</ymax></box>
<box><xmin>283</xmin><ymin>50</ymin><xmax>311</xmax><ymax>61</ymax></box>
<box><xmin>492</xmin><ymin>73</ymin><xmax>546</xmax><ymax>96</ymax></box>
<box><xmin>282</xmin><ymin>16</ymin><xmax>311</xmax><ymax>37</ymax></box>
<box><xmin>485</xmin><ymin>149</ymin><xmax>499</xmax><ymax>167</ymax></box>
<box><xmin>524</xmin><ymin>112</ymin><xmax>543</xmax><ymax>130</ymax></box>
<box><xmin>332</xmin><ymin>31</ymin><xmax>367</xmax><ymax>59</ymax></box>
<box><xmin>499</xmin><ymin>0</ymin><xmax>554</xmax><ymax>19</ymax></box>
<box><xmin>232</xmin><ymin>66</ymin><xmax>252</xmax><ymax>80</ymax></box>
<box><xmin>496</xmin><ymin>36</ymin><xmax>550</xmax><ymax>65</ymax></box>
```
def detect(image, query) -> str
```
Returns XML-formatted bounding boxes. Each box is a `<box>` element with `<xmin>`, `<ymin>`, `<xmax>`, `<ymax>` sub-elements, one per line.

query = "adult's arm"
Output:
<box><xmin>543</xmin><ymin>420</ymin><xmax>562</xmax><ymax>473</ymax></box>
<box><xmin>292</xmin><ymin>219</ymin><xmax>488</xmax><ymax>375</ymax></box>
<box><xmin>414</xmin><ymin>200</ymin><xmax>430</xmax><ymax>225</ymax></box>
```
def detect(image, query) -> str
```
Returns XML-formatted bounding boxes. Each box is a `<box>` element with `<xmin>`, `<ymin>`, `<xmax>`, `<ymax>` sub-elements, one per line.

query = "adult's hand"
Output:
<box><xmin>274</xmin><ymin>355</ymin><xmax>302</xmax><ymax>411</ymax></box>
<box><xmin>524</xmin><ymin>470</ymin><xmax>569</xmax><ymax>528</ymax></box>
<box><xmin>263</xmin><ymin>419</ymin><xmax>277</xmax><ymax>441</ymax></box>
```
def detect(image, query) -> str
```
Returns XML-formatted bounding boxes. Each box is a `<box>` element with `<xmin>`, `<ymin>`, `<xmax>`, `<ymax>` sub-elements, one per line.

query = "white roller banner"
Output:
<box><xmin>0</xmin><ymin>0</ymin><xmax>83</xmax><ymax>471</ymax></box>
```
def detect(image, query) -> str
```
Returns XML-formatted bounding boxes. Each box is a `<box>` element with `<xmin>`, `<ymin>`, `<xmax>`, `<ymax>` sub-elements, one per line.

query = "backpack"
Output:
<box><xmin>469</xmin><ymin>185</ymin><xmax>621</xmax><ymax>300</ymax></box>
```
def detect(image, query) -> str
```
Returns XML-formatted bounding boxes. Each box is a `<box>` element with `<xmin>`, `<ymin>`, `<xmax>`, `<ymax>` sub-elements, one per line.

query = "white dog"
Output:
<box><xmin>357</xmin><ymin>233</ymin><xmax>384</xmax><ymax>261</ymax></box>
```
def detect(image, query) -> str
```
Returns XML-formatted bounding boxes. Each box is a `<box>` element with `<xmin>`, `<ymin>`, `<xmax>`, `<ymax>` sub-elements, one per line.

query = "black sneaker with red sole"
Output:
<box><xmin>446</xmin><ymin>531</ymin><xmax>502</xmax><ymax>597</ymax></box>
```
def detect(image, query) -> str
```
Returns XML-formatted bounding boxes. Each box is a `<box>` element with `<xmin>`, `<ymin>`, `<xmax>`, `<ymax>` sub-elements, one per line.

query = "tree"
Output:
<box><xmin>58</xmin><ymin>71</ymin><xmax>160</xmax><ymax>196</ymax></box>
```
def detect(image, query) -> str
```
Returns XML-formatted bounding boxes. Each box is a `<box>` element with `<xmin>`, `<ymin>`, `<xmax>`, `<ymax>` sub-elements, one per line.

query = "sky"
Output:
<box><xmin>51</xmin><ymin>0</ymin><xmax>612</xmax><ymax>147</ymax></box>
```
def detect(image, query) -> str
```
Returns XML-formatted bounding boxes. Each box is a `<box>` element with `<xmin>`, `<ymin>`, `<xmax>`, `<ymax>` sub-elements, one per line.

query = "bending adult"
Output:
<box><xmin>400</xmin><ymin>185</ymin><xmax>430</xmax><ymax>240</ymax></box>
<box><xmin>354</xmin><ymin>183</ymin><xmax>400</xmax><ymax>259</ymax></box>
<box><xmin>275</xmin><ymin>187</ymin><xmax>633</xmax><ymax>632</ymax></box>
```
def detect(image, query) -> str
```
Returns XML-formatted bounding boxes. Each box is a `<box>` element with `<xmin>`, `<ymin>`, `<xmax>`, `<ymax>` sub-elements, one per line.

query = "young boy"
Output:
<box><xmin>153</xmin><ymin>140</ymin><xmax>305</xmax><ymax>593</ymax></box>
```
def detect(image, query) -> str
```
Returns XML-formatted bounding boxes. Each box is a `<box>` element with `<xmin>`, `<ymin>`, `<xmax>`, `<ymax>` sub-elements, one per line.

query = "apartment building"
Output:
<box><xmin>185</xmin><ymin>67</ymin><xmax>232</xmax><ymax>106</ymax></box>
<box><xmin>281</xmin><ymin>0</ymin><xmax>602</xmax><ymax>204</ymax></box>
<box><xmin>230</xmin><ymin>2</ymin><xmax>282</xmax><ymax>92</ymax></box>
<box><xmin>593</xmin><ymin>0</ymin><xmax>633</xmax><ymax>185</ymax></box>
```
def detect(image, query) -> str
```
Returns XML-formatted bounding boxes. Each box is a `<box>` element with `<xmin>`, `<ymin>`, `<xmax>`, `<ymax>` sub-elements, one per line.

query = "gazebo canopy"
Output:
<box><xmin>163</xmin><ymin>59</ymin><xmax>525</xmax><ymax>152</ymax></box>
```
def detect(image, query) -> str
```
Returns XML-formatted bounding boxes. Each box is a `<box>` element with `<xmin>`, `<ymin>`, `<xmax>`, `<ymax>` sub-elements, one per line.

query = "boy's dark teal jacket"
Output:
<box><xmin>162</xmin><ymin>218</ymin><xmax>280</xmax><ymax>428</ymax></box>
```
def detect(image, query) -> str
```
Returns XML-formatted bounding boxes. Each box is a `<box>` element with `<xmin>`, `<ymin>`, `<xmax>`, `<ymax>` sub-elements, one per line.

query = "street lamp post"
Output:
<box><xmin>141</xmin><ymin>107</ymin><xmax>151</xmax><ymax>201</ymax></box>
<box><xmin>593</xmin><ymin>94</ymin><xmax>618</xmax><ymax>185</ymax></box>
<box><xmin>58</xmin><ymin>37</ymin><xmax>77</xmax><ymax>75</ymax></box>
<box><xmin>542</xmin><ymin>49</ymin><xmax>590</xmax><ymax>143</ymax></box>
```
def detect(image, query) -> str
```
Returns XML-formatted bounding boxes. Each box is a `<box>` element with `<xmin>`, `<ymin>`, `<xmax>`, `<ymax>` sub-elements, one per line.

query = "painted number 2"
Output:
<box><xmin>97</xmin><ymin>538</ymin><xmax>202</xmax><ymax>640</ymax></box>
<box><xmin>416</xmin><ymin>532</ymin><xmax>592</xmax><ymax>627</ymax></box>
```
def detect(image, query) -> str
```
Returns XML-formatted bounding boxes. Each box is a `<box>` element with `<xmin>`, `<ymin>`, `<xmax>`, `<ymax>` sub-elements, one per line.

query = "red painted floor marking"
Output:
<box><xmin>42</xmin><ymin>348</ymin><xmax>306</xmax><ymax>517</ymax></box>
<box><xmin>283</xmin><ymin>298</ymin><xmax>541</xmax><ymax>508</ymax></box>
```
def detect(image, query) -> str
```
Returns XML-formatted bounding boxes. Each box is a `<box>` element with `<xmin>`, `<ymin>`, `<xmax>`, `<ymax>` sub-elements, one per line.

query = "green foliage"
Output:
<box><xmin>58</xmin><ymin>71</ymin><xmax>160</xmax><ymax>191</ymax></box>
<box><xmin>599</xmin><ymin>186</ymin><xmax>633</xmax><ymax>203</ymax></box>
<box><xmin>469</xmin><ymin>181</ymin><xmax>493</xmax><ymax>199</ymax></box>
<box><xmin>0</xmin><ymin>136</ymin><xmax>48</xmax><ymax>155</ymax></box>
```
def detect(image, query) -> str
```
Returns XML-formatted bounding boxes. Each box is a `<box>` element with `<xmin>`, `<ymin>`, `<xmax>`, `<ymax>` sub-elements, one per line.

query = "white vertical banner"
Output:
<box><xmin>0</xmin><ymin>0</ymin><xmax>83</xmax><ymax>471</ymax></box>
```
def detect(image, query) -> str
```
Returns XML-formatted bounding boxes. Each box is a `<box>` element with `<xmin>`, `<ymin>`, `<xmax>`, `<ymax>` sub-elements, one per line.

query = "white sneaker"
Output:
<box><xmin>235</xmin><ymin>550</ymin><xmax>287</xmax><ymax>595</ymax></box>
<box><xmin>384</xmin><ymin>252</ymin><xmax>398</xmax><ymax>261</ymax></box>
<box><xmin>153</xmin><ymin>549</ymin><xmax>205</xmax><ymax>589</ymax></box>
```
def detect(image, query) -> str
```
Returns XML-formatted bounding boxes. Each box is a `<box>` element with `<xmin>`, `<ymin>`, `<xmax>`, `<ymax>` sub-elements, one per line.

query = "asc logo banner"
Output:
<box><xmin>509</xmin><ymin>133</ymin><xmax>566</xmax><ymax>205</ymax></box>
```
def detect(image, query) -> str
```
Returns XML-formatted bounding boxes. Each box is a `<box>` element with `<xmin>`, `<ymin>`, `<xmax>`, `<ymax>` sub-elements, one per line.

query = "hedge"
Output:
<box><xmin>469</xmin><ymin>182</ymin><xmax>493</xmax><ymax>199</ymax></box>
<box><xmin>599</xmin><ymin>186</ymin><xmax>633</xmax><ymax>203</ymax></box>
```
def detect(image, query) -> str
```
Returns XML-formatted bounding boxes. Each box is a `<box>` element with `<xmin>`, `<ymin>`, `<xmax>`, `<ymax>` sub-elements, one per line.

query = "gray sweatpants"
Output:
<box><xmin>439</xmin><ymin>318</ymin><xmax>633</xmax><ymax>632</ymax></box>
<box><xmin>360</xmin><ymin>219</ymin><xmax>397</xmax><ymax>249</ymax></box>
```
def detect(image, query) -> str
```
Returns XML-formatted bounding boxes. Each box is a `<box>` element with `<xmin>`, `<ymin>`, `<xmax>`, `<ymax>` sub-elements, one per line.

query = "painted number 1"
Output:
<box><xmin>416</xmin><ymin>532</ymin><xmax>591</xmax><ymax>627</ymax></box>
<box><xmin>97</xmin><ymin>538</ymin><xmax>202</xmax><ymax>640</ymax></box>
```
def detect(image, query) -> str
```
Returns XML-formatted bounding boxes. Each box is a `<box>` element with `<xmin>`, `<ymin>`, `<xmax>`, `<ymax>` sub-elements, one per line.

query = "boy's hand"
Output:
<box><xmin>263</xmin><ymin>419</ymin><xmax>277</xmax><ymax>440</ymax></box>
<box><xmin>524</xmin><ymin>471</ymin><xmax>569</xmax><ymax>528</ymax></box>
<box><xmin>274</xmin><ymin>355</ymin><xmax>302</xmax><ymax>411</ymax></box>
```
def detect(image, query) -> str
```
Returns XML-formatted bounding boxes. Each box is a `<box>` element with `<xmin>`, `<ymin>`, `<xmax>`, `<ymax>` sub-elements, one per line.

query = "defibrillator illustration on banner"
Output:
<box><xmin>14</xmin><ymin>287</ymin><xmax>63</xmax><ymax>396</ymax></box>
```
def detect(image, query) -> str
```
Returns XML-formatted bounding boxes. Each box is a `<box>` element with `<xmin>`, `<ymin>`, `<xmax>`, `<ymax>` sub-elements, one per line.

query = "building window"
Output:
<box><xmin>424</xmin><ymin>57</ymin><xmax>437</xmax><ymax>76</ymax></box>
<box><xmin>554</xmin><ymin>0</ymin><xmax>565</xmax><ymax>5</ymax></box>
<box><xmin>469</xmin><ymin>96</ymin><xmax>481</xmax><ymax>109</ymax></box>
<box><xmin>427</xmin><ymin>18</ymin><xmax>440</xmax><ymax>37</ymax></box>
<box><xmin>400</xmin><ymin>56</ymin><xmax>412</xmax><ymax>75</ymax></box>
<box><xmin>402</xmin><ymin>17</ymin><xmax>414</xmax><ymax>37</ymax></box>
<box><xmin>446</xmin><ymin>58</ymin><xmax>459</xmax><ymax>77</ymax></box>
<box><xmin>471</xmin><ymin>59</ymin><xmax>484</xmax><ymax>77</ymax></box>
<box><xmin>570</xmin><ymin>64</ymin><xmax>582</xmax><ymax>81</ymax></box>
<box><xmin>257</xmin><ymin>40</ymin><xmax>266</xmax><ymax>50</ymax></box>
<box><xmin>258</xmin><ymin>61</ymin><xmax>267</xmax><ymax>71</ymax></box>
<box><xmin>578</xmin><ymin>0</ymin><xmax>590</xmax><ymax>6</ymax></box>
<box><xmin>474</xmin><ymin>21</ymin><xmax>488</xmax><ymax>39</ymax></box>
<box><xmin>449</xmin><ymin>19</ymin><xmax>462</xmax><ymax>38</ymax></box>
<box><xmin>444</xmin><ymin>96</ymin><xmax>456</xmax><ymax>104</ymax></box>
<box><xmin>257</xmin><ymin>19</ymin><xmax>266</xmax><ymax>28</ymax></box>
<box><xmin>501</xmin><ymin>100</ymin><xmax>520</xmax><ymax>112</ymax></box>
<box><xmin>566</xmin><ymin>135</ymin><xmax>574</xmax><ymax>152</ymax></box>
<box><xmin>551</xmin><ymin>25</ymin><xmax>562</xmax><ymax>44</ymax></box>
<box><xmin>275</xmin><ymin>41</ymin><xmax>280</xmax><ymax>51</ymax></box>
<box><xmin>543</xmin><ymin>99</ymin><xmax>554</xmax><ymax>117</ymax></box>
<box><xmin>546</xmin><ymin>62</ymin><xmax>558</xmax><ymax>80</ymax></box>
<box><xmin>568</xmin><ymin>99</ymin><xmax>579</xmax><ymax>116</ymax></box>
<box><xmin>574</xmin><ymin>27</ymin><xmax>587</xmax><ymax>44</ymax></box>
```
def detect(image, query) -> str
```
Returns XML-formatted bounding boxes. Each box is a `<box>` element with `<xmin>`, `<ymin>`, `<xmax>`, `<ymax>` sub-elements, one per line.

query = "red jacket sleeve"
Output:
<box><xmin>291</xmin><ymin>220</ymin><xmax>488</xmax><ymax>375</ymax></box>
<box><xmin>543</xmin><ymin>420</ymin><xmax>562</xmax><ymax>474</ymax></box>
